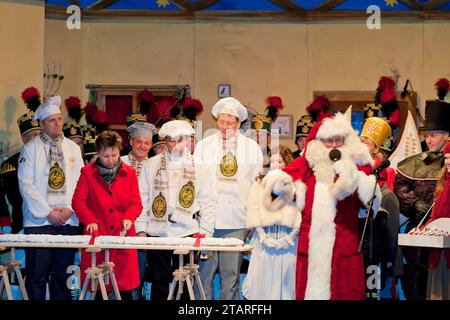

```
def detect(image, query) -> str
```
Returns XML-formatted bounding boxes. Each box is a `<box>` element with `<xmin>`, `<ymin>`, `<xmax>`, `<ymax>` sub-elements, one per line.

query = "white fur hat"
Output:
<box><xmin>315</xmin><ymin>112</ymin><xmax>357</xmax><ymax>140</ymax></box>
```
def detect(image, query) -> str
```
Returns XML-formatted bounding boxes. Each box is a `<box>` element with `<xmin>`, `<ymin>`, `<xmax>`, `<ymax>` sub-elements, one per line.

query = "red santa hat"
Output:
<box><xmin>295</xmin><ymin>112</ymin><xmax>373</xmax><ymax>168</ymax></box>
<box><xmin>315</xmin><ymin>112</ymin><xmax>356</xmax><ymax>141</ymax></box>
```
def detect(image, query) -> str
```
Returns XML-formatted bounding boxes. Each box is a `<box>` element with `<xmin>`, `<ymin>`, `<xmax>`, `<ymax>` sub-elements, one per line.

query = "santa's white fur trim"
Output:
<box><xmin>356</xmin><ymin>171</ymin><xmax>382</xmax><ymax>215</ymax></box>
<box><xmin>329</xmin><ymin>159</ymin><xmax>359</xmax><ymax>201</ymax></box>
<box><xmin>343</xmin><ymin>135</ymin><xmax>374</xmax><ymax>167</ymax></box>
<box><xmin>316</xmin><ymin>113</ymin><xmax>356</xmax><ymax>141</ymax></box>
<box><xmin>305</xmin><ymin>181</ymin><xmax>337</xmax><ymax>300</ymax></box>
<box><xmin>312</xmin><ymin>112</ymin><xmax>374</xmax><ymax>167</ymax></box>
<box><xmin>246</xmin><ymin>181</ymin><xmax>263</xmax><ymax>228</ymax></box>
<box><xmin>294</xmin><ymin>180</ymin><xmax>306</xmax><ymax>212</ymax></box>
<box><xmin>246</xmin><ymin>170</ymin><xmax>301</xmax><ymax>229</ymax></box>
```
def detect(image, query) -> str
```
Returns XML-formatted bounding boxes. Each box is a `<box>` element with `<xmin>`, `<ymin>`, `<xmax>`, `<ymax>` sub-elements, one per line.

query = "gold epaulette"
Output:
<box><xmin>1</xmin><ymin>162</ymin><xmax>16</xmax><ymax>175</ymax></box>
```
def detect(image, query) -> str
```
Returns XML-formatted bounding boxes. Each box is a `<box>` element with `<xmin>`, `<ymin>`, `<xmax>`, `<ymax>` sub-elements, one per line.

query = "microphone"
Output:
<box><xmin>329</xmin><ymin>148</ymin><xmax>341</xmax><ymax>162</ymax></box>
<box><xmin>401</xmin><ymin>79</ymin><xmax>410</xmax><ymax>98</ymax></box>
<box><xmin>370</xmin><ymin>159</ymin><xmax>390</xmax><ymax>175</ymax></box>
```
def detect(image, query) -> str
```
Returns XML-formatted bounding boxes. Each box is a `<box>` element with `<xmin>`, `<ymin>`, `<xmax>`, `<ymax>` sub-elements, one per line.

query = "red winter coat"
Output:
<box><xmin>72</xmin><ymin>162</ymin><xmax>142</xmax><ymax>291</ymax></box>
<box><xmin>284</xmin><ymin>156</ymin><xmax>370</xmax><ymax>300</ymax></box>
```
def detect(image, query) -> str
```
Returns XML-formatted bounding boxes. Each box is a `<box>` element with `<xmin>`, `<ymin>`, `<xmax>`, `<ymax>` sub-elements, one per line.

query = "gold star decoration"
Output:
<box><xmin>385</xmin><ymin>0</ymin><xmax>398</xmax><ymax>7</ymax></box>
<box><xmin>156</xmin><ymin>0</ymin><xmax>170</xmax><ymax>8</ymax></box>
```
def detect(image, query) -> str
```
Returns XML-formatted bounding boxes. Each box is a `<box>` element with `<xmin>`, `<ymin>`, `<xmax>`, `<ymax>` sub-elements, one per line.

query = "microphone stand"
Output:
<box><xmin>358</xmin><ymin>170</ymin><xmax>381</xmax><ymax>300</ymax></box>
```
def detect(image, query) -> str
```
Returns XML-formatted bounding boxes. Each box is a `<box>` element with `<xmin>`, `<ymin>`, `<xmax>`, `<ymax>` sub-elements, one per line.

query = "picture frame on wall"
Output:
<box><xmin>217</xmin><ymin>84</ymin><xmax>231</xmax><ymax>98</ymax></box>
<box><xmin>271</xmin><ymin>115</ymin><xmax>293</xmax><ymax>139</ymax></box>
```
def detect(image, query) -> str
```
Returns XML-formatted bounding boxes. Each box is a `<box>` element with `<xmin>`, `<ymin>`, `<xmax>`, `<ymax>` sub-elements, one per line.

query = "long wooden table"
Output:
<box><xmin>0</xmin><ymin>237</ymin><xmax>252</xmax><ymax>301</ymax></box>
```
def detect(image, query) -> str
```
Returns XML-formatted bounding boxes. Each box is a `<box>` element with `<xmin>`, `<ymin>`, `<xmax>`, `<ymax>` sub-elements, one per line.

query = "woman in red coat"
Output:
<box><xmin>72</xmin><ymin>130</ymin><xmax>142</xmax><ymax>299</ymax></box>
<box><xmin>426</xmin><ymin>141</ymin><xmax>450</xmax><ymax>300</ymax></box>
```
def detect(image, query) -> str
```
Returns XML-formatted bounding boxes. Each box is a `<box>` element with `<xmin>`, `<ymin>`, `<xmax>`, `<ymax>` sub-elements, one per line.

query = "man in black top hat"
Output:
<box><xmin>394</xmin><ymin>99</ymin><xmax>450</xmax><ymax>300</ymax></box>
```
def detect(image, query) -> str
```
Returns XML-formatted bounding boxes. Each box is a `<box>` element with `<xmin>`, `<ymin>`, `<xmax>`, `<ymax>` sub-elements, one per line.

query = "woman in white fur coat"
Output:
<box><xmin>242</xmin><ymin>146</ymin><xmax>302</xmax><ymax>300</ymax></box>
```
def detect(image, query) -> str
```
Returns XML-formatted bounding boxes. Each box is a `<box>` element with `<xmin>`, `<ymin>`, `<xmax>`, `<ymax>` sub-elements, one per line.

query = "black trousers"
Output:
<box><xmin>401</xmin><ymin>246</ymin><xmax>429</xmax><ymax>300</ymax></box>
<box><xmin>24</xmin><ymin>225</ymin><xmax>78</xmax><ymax>300</ymax></box>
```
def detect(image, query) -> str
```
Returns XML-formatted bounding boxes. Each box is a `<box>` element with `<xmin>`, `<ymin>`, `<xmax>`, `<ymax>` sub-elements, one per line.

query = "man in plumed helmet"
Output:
<box><xmin>293</xmin><ymin>115</ymin><xmax>315</xmax><ymax>158</ymax></box>
<box><xmin>0</xmin><ymin>87</ymin><xmax>42</xmax><ymax>234</ymax></box>
<box><xmin>63</xmin><ymin>96</ymin><xmax>84</xmax><ymax>153</ymax></box>
<box><xmin>394</xmin><ymin>98</ymin><xmax>450</xmax><ymax>300</ymax></box>
<box><xmin>250</xmin><ymin>96</ymin><xmax>284</xmax><ymax>175</ymax></box>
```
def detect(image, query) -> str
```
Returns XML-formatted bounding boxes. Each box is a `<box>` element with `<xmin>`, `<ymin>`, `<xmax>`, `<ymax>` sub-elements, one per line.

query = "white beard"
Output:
<box><xmin>305</xmin><ymin>140</ymin><xmax>336</xmax><ymax>185</ymax></box>
<box><xmin>305</xmin><ymin>140</ymin><xmax>335</xmax><ymax>184</ymax></box>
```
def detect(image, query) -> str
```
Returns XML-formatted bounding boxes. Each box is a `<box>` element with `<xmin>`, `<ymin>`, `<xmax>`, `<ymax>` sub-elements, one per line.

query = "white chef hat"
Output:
<box><xmin>211</xmin><ymin>97</ymin><xmax>248</xmax><ymax>122</ymax></box>
<box><xmin>33</xmin><ymin>96</ymin><xmax>62</xmax><ymax>121</ymax></box>
<box><xmin>158</xmin><ymin>120</ymin><xmax>195</xmax><ymax>138</ymax></box>
<box><xmin>127</xmin><ymin>122</ymin><xmax>157</xmax><ymax>139</ymax></box>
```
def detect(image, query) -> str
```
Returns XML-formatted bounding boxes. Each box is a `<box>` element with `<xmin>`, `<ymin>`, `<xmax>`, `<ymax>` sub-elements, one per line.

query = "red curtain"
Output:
<box><xmin>105</xmin><ymin>95</ymin><xmax>133</xmax><ymax>148</ymax></box>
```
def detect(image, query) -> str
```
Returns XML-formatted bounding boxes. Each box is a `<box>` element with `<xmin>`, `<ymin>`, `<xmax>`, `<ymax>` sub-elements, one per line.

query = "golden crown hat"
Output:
<box><xmin>295</xmin><ymin>115</ymin><xmax>315</xmax><ymax>138</ymax></box>
<box><xmin>361</xmin><ymin>117</ymin><xmax>392</xmax><ymax>148</ymax></box>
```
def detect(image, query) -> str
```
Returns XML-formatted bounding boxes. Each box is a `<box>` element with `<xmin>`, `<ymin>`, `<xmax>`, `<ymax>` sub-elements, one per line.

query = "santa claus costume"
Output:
<box><xmin>283</xmin><ymin>113</ymin><xmax>381</xmax><ymax>300</ymax></box>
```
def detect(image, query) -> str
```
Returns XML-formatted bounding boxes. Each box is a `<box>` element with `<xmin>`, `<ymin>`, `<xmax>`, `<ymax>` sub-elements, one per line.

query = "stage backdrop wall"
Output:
<box><xmin>0</xmin><ymin>0</ymin><xmax>44</xmax><ymax>158</ymax></box>
<box><xmin>2</xmin><ymin>9</ymin><xmax>450</xmax><ymax>156</ymax></box>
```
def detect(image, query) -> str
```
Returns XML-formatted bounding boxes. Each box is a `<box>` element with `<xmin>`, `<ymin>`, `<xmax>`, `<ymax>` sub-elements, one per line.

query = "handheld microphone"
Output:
<box><xmin>370</xmin><ymin>159</ymin><xmax>390</xmax><ymax>175</ymax></box>
<box><xmin>401</xmin><ymin>79</ymin><xmax>410</xmax><ymax>98</ymax></box>
<box><xmin>329</xmin><ymin>148</ymin><xmax>341</xmax><ymax>162</ymax></box>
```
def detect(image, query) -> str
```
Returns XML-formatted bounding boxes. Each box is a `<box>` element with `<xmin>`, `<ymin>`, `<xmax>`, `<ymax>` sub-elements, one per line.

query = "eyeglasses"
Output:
<box><xmin>321</xmin><ymin>136</ymin><xmax>345</xmax><ymax>147</ymax></box>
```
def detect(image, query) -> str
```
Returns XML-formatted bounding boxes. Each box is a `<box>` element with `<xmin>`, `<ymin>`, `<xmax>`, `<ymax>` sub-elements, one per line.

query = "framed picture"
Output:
<box><xmin>217</xmin><ymin>84</ymin><xmax>231</xmax><ymax>98</ymax></box>
<box><xmin>271</xmin><ymin>115</ymin><xmax>293</xmax><ymax>138</ymax></box>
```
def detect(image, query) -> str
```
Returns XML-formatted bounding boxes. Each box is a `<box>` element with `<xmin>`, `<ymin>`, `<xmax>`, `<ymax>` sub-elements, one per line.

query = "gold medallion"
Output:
<box><xmin>220</xmin><ymin>152</ymin><xmax>238</xmax><ymax>177</ymax></box>
<box><xmin>152</xmin><ymin>192</ymin><xmax>167</xmax><ymax>218</ymax></box>
<box><xmin>48</xmin><ymin>162</ymin><xmax>65</xmax><ymax>190</ymax></box>
<box><xmin>179</xmin><ymin>181</ymin><xmax>195</xmax><ymax>208</ymax></box>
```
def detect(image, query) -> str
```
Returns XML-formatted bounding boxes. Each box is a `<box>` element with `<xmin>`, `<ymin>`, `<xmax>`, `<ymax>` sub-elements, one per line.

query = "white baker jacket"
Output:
<box><xmin>136</xmin><ymin>152</ymin><xmax>200</xmax><ymax>237</ymax></box>
<box><xmin>18</xmin><ymin>135</ymin><xmax>83</xmax><ymax>227</ymax></box>
<box><xmin>193</xmin><ymin>132</ymin><xmax>263</xmax><ymax>236</ymax></box>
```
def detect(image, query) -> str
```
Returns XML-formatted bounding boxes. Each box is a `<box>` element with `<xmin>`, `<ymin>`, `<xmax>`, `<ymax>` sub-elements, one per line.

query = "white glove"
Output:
<box><xmin>273</xmin><ymin>238</ymin><xmax>292</xmax><ymax>250</ymax></box>
<box><xmin>261</xmin><ymin>237</ymin><xmax>278</xmax><ymax>249</ymax></box>
<box><xmin>333</xmin><ymin>160</ymin><xmax>345</xmax><ymax>175</ymax></box>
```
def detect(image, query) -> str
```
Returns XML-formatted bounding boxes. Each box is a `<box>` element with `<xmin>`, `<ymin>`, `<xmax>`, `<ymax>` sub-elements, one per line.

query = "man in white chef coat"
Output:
<box><xmin>194</xmin><ymin>97</ymin><xmax>263</xmax><ymax>300</ymax></box>
<box><xmin>18</xmin><ymin>96</ymin><xmax>84</xmax><ymax>300</ymax></box>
